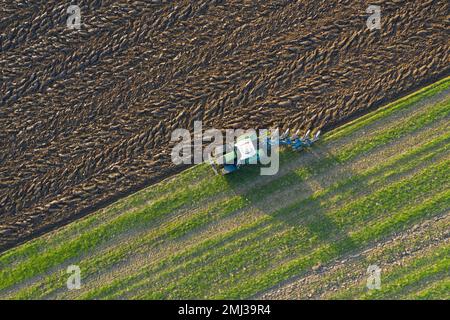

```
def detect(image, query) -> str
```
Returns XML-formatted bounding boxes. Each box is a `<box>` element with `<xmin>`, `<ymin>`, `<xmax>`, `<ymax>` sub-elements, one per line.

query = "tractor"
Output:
<box><xmin>208</xmin><ymin>129</ymin><xmax>320</xmax><ymax>175</ymax></box>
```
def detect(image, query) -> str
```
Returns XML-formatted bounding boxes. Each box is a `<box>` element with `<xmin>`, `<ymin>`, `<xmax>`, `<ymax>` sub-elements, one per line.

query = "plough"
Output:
<box><xmin>209</xmin><ymin>129</ymin><xmax>321</xmax><ymax>175</ymax></box>
<box><xmin>279</xmin><ymin>129</ymin><xmax>321</xmax><ymax>151</ymax></box>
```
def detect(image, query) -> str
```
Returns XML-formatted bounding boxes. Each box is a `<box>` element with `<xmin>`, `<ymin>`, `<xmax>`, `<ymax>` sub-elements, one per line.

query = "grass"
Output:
<box><xmin>0</xmin><ymin>76</ymin><xmax>449</xmax><ymax>300</ymax></box>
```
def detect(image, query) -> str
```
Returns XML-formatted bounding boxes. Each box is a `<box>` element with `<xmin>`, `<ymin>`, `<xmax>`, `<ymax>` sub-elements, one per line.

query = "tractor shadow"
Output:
<box><xmin>223</xmin><ymin>144</ymin><xmax>356</xmax><ymax>255</ymax></box>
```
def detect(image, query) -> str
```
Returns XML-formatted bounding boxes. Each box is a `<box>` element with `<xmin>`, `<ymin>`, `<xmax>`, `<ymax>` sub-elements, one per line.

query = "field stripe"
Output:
<box><xmin>405</xmin><ymin>279</ymin><xmax>450</xmax><ymax>300</ymax></box>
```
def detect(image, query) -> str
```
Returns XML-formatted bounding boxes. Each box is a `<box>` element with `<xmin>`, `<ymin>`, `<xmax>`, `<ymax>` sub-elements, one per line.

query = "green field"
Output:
<box><xmin>0</xmin><ymin>77</ymin><xmax>449</xmax><ymax>300</ymax></box>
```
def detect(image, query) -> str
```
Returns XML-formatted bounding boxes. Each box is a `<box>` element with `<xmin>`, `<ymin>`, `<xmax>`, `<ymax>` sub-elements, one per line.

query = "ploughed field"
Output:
<box><xmin>0</xmin><ymin>78</ymin><xmax>448</xmax><ymax>299</ymax></box>
<box><xmin>0</xmin><ymin>0</ymin><xmax>449</xmax><ymax>251</ymax></box>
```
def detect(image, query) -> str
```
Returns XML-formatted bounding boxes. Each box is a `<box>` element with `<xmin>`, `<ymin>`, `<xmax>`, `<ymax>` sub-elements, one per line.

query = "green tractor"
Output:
<box><xmin>208</xmin><ymin>129</ymin><xmax>320</xmax><ymax>175</ymax></box>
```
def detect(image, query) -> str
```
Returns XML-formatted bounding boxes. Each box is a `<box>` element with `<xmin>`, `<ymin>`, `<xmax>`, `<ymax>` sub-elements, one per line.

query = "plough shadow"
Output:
<box><xmin>223</xmin><ymin>144</ymin><xmax>356</xmax><ymax>267</ymax></box>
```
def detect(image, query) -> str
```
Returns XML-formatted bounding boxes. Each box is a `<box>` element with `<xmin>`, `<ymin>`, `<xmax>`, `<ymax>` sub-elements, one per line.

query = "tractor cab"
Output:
<box><xmin>209</xmin><ymin>132</ymin><xmax>265</xmax><ymax>175</ymax></box>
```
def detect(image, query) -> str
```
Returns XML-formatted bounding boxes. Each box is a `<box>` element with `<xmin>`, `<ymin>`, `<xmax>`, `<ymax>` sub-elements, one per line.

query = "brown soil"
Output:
<box><xmin>0</xmin><ymin>0</ymin><xmax>449</xmax><ymax>252</ymax></box>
